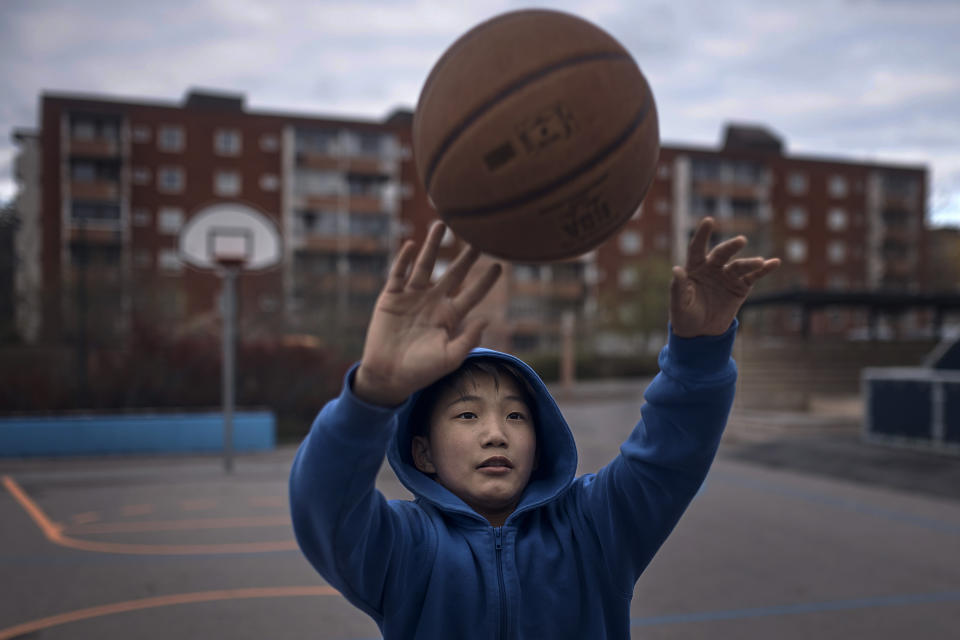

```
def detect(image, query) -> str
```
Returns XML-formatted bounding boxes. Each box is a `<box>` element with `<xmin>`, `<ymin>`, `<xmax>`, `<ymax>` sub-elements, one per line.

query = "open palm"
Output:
<box><xmin>354</xmin><ymin>222</ymin><xmax>502</xmax><ymax>407</ymax></box>
<box><xmin>670</xmin><ymin>217</ymin><xmax>780</xmax><ymax>337</ymax></box>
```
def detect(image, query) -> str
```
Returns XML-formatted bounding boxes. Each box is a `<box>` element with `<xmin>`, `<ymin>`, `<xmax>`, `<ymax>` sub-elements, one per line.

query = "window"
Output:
<box><xmin>295</xmin><ymin>169</ymin><xmax>343</xmax><ymax>196</ymax></box>
<box><xmin>618</xmin><ymin>230</ymin><xmax>642</xmax><ymax>255</ymax></box>
<box><xmin>260</xmin><ymin>133</ymin><xmax>280</xmax><ymax>152</ymax></box>
<box><xmin>828</xmin><ymin>175</ymin><xmax>848</xmax><ymax>198</ymax></box>
<box><xmin>214</xmin><ymin>129</ymin><xmax>242</xmax><ymax>156</ymax></box>
<box><xmin>514</xmin><ymin>264</ymin><xmax>538</xmax><ymax>282</ymax></box>
<box><xmin>72</xmin><ymin>120</ymin><xmax>96</xmax><ymax>140</ymax></box>
<box><xmin>349</xmin><ymin>213</ymin><xmax>389</xmax><ymax>236</ymax></box>
<box><xmin>157</xmin><ymin>207</ymin><xmax>184</xmax><ymax>234</ymax></box>
<box><xmin>786</xmin><ymin>206</ymin><xmax>807</xmax><ymax>229</ymax></box>
<box><xmin>132</xmin><ymin>207</ymin><xmax>151</xmax><ymax>227</ymax></box>
<box><xmin>132</xmin><ymin>167</ymin><xmax>151</xmax><ymax>185</ymax></box>
<box><xmin>158</xmin><ymin>125</ymin><xmax>185</xmax><ymax>152</ymax></box>
<box><xmin>157</xmin><ymin>166</ymin><xmax>185</xmax><ymax>193</ymax></box>
<box><xmin>214</xmin><ymin>170</ymin><xmax>241</xmax><ymax>196</ymax></box>
<box><xmin>296</xmin><ymin>210</ymin><xmax>338</xmax><ymax>235</ymax></box>
<box><xmin>70</xmin><ymin>115</ymin><xmax>118</xmax><ymax>141</ymax></box>
<box><xmin>787</xmin><ymin>172</ymin><xmax>807</xmax><ymax>195</ymax></box>
<box><xmin>259</xmin><ymin>174</ymin><xmax>279</xmax><ymax>192</ymax></box>
<box><xmin>296</xmin><ymin>129</ymin><xmax>338</xmax><ymax>154</ymax></box>
<box><xmin>71</xmin><ymin>161</ymin><xmax>96</xmax><ymax>182</ymax></box>
<box><xmin>618</xmin><ymin>267</ymin><xmax>638</xmax><ymax>287</ymax></box>
<box><xmin>657</xmin><ymin>164</ymin><xmax>671</xmax><ymax>180</ymax></box>
<box><xmin>159</xmin><ymin>249</ymin><xmax>184</xmax><ymax>274</ymax></box>
<box><xmin>132</xmin><ymin>125</ymin><xmax>151</xmax><ymax>143</ymax></box>
<box><xmin>655</xmin><ymin>199</ymin><xmax>670</xmax><ymax>215</ymax></box>
<box><xmin>786</xmin><ymin>238</ymin><xmax>807</xmax><ymax>263</ymax></box>
<box><xmin>827</xmin><ymin>208</ymin><xmax>848</xmax><ymax>231</ymax></box>
<box><xmin>827</xmin><ymin>240</ymin><xmax>846</xmax><ymax>263</ymax></box>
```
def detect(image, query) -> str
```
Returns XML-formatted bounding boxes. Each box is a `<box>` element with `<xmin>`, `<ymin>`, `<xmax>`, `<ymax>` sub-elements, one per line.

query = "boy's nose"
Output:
<box><xmin>480</xmin><ymin>419</ymin><xmax>508</xmax><ymax>447</ymax></box>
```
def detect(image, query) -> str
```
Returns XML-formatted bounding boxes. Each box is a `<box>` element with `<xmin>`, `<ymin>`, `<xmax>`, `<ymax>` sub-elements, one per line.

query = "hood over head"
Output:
<box><xmin>387</xmin><ymin>348</ymin><xmax>578</xmax><ymax>523</ymax></box>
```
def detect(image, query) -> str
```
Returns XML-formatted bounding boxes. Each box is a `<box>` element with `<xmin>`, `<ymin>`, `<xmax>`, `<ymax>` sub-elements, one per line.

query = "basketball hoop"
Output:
<box><xmin>177</xmin><ymin>203</ymin><xmax>282</xmax><ymax>473</ymax></box>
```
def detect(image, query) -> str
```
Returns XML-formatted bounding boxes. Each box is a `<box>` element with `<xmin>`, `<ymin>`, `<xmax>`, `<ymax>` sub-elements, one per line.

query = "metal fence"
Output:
<box><xmin>862</xmin><ymin>367</ymin><xmax>960</xmax><ymax>456</ymax></box>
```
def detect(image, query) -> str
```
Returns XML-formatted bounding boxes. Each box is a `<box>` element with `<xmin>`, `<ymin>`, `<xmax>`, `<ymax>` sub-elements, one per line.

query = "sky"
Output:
<box><xmin>2</xmin><ymin>0</ymin><xmax>959</xmax><ymax>226</ymax></box>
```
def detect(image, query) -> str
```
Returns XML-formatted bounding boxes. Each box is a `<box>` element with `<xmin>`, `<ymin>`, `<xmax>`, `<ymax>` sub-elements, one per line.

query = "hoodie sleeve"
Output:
<box><xmin>577</xmin><ymin>321</ymin><xmax>737</xmax><ymax>594</ymax></box>
<box><xmin>289</xmin><ymin>365</ymin><xmax>429</xmax><ymax>620</ymax></box>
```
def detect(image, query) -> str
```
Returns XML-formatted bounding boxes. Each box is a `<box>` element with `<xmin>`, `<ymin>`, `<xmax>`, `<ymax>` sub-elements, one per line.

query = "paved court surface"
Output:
<box><xmin>2</xmin><ymin>384</ymin><xmax>959</xmax><ymax>639</ymax></box>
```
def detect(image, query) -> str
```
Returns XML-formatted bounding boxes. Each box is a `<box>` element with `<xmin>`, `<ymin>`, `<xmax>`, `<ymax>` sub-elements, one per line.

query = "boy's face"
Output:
<box><xmin>412</xmin><ymin>372</ymin><xmax>537</xmax><ymax>526</ymax></box>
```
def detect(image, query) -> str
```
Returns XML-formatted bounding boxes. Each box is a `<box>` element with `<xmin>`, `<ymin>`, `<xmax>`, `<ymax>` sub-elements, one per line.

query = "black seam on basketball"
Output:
<box><xmin>438</xmin><ymin>103</ymin><xmax>650</xmax><ymax>219</ymax></box>
<box><xmin>423</xmin><ymin>51</ymin><xmax>634</xmax><ymax>191</ymax></box>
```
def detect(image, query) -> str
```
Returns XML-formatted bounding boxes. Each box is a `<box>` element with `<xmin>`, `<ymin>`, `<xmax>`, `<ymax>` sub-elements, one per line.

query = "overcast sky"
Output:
<box><xmin>2</xmin><ymin>0</ymin><xmax>959</xmax><ymax>225</ymax></box>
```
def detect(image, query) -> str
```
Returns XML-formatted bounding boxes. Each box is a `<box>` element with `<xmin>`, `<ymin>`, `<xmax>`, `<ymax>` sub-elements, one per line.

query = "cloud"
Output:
<box><xmin>1</xmin><ymin>0</ymin><xmax>959</xmax><ymax>225</ymax></box>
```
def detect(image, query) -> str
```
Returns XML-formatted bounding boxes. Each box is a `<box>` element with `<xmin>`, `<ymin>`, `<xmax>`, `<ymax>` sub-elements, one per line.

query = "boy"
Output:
<box><xmin>290</xmin><ymin>218</ymin><xmax>780</xmax><ymax>639</ymax></box>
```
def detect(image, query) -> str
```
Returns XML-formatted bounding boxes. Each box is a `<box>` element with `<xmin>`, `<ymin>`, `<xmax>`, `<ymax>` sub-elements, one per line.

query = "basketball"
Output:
<box><xmin>413</xmin><ymin>9</ymin><xmax>660</xmax><ymax>262</ymax></box>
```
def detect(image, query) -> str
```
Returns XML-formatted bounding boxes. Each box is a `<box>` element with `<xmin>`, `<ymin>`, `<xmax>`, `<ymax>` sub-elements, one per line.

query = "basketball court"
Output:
<box><xmin>2</xmin><ymin>390</ymin><xmax>959</xmax><ymax>639</ymax></box>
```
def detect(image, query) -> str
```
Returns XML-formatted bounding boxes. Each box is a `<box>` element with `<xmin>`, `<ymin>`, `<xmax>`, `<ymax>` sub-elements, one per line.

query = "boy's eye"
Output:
<box><xmin>507</xmin><ymin>412</ymin><xmax>526</xmax><ymax>421</ymax></box>
<box><xmin>456</xmin><ymin>411</ymin><xmax>478</xmax><ymax>420</ymax></box>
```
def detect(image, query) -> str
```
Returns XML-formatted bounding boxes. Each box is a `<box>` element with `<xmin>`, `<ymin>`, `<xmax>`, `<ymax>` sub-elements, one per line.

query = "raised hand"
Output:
<box><xmin>353</xmin><ymin>222</ymin><xmax>503</xmax><ymax>407</ymax></box>
<box><xmin>669</xmin><ymin>217</ymin><xmax>781</xmax><ymax>338</ymax></box>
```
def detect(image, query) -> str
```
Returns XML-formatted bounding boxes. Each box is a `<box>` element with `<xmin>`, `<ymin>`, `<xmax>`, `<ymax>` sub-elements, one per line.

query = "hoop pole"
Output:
<box><xmin>221</xmin><ymin>265</ymin><xmax>239</xmax><ymax>474</ymax></box>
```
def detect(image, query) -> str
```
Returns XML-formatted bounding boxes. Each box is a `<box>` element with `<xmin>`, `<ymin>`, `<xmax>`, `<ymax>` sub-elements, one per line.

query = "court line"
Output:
<box><xmin>0</xmin><ymin>586</ymin><xmax>339</xmax><ymax>640</ymax></box>
<box><xmin>64</xmin><ymin>515</ymin><xmax>291</xmax><ymax>534</ymax></box>
<box><xmin>631</xmin><ymin>590</ymin><xmax>960</xmax><ymax>627</ymax></box>
<box><xmin>2</xmin><ymin>475</ymin><xmax>297</xmax><ymax>555</ymax></box>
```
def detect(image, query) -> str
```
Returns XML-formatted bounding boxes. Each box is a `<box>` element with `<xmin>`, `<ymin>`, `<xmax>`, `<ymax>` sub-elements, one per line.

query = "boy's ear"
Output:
<box><xmin>411</xmin><ymin>436</ymin><xmax>437</xmax><ymax>474</ymax></box>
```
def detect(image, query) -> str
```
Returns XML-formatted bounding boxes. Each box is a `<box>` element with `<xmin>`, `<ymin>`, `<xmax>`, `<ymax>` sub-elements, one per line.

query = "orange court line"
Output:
<box><xmin>2</xmin><ymin>475</ymin><xmax>298</xmax><ymax>555</ymax></box>
<box><xmin>0</xmin><ymin>586</ymin><xmax>339</xmax><ymax>640</ymax></box>
<box><xmin>65</xmin><ymin>515</ymin><xmax>292</xmax><ymax>534</ymax></box>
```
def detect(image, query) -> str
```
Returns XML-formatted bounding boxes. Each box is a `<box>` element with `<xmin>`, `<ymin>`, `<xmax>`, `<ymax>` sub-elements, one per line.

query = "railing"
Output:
<box><xmin>862</xmin><ymin>367</ymin><xmax>960</xmax><ymax>455</ymax></box>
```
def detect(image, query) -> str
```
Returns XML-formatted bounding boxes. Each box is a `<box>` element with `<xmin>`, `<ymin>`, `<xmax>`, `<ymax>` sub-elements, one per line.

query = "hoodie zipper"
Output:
<box><xmin>495</xmin><ymin>526</ymin><xmax>506</xmax><ymax>639</ymax></box>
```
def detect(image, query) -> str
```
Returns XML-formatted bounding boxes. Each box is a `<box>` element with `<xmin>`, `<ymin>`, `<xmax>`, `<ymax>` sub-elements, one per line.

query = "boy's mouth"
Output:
<box><xmin>477</xmin><ymin>456</ymin><xmax>513</xmax><ymax>470</ymax></box>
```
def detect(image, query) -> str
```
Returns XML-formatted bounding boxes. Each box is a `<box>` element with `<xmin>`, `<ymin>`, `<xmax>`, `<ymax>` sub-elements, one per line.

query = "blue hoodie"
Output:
<box><xmin>290</xmin><ymin>323</ymin><xmax>737</xmax><ymax>639</ymax></box>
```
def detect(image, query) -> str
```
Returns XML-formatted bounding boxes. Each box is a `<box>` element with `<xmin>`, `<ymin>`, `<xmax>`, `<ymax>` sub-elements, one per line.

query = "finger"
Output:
<box><xmin>451</xmin><ymin>262</ymin><xmax>503</xmax><ymax>315</ymax></box>
<box><xmin>686</xmin><ymin>217</ymin><xmax>714</xmax><ymax>270</ymax></box>
<box><xmin>723</xmin><ymin>257</ymin><xmax>765</xmax><ymax>279</ymax></box>
<box><xmin>437</xmin><ymin>243</ymin><xmax>481</xmax><ymax>296</ymax></box>
<box><xmin>448</xmin><ymin>316</ymin><xmax>490</xmax><ymax>362</ymax></box>
<box><xmin>706</xmin><ymin>235</ymin><xmax>747</xmax><ymax>266</ymax></box>
<box><xmin>384</xmin><ymin>240</ymin><xmax>417</xmax><ymax>292</ymax></box>
<box><xmin>407</xmin><ymin>221</ymin><xmax>446</xmax><ymax>289</ymax></box>
<box><xmin>742</xmin><ymin>258</ymin><xmax>781</xmax><ymax>286</ymax></box>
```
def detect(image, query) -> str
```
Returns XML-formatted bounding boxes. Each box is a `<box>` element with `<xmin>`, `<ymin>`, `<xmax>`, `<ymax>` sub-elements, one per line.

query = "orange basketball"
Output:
<box><xmin>413</xmin><ymin>9</ymin><xmax>660</xmax><ymax>262</ymax></box>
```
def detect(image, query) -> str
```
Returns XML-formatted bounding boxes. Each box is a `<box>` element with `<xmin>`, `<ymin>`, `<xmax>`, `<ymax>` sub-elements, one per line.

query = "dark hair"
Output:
<box><xmin>408</xmin><ymin>358</ymin><xmax>538</xmax><ymax>439</ymax></box>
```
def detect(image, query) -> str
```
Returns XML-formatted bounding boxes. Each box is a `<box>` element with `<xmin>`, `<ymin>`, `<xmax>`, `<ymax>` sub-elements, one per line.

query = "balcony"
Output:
<box><xmin>70</xmin><ymin>137</ymin><xmax>120</xmax><ymax>157</ymax></box>
<box><xmin>296</xmin><ymin>152</ymin><xmax>396</xmax><ymax>177</ymax></box>
<box><xmin>71</xmin><ymin>180</ymin><xmax>120</xmax><ymax>201</ymax></box>
<box><xmin>691</xmin><ymin>179</ymin><xmax>762</xmax><ymax>199</ymax></box>
<box><xmin>294</xmin><ymin>233</ymin><xmax>389</xmax><ymax>254</ymax></box>
<box><xmin>67</xmin><ymin>226</ymin><xmax>121</xmax><ymax>244</ymax></box>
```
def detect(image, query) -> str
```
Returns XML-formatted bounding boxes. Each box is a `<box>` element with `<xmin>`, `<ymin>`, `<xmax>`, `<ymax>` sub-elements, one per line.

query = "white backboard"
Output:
<box><xmin>178</xmin><ymin>203</ymin><xmax>281</xmax><ymax>271</ymax></box>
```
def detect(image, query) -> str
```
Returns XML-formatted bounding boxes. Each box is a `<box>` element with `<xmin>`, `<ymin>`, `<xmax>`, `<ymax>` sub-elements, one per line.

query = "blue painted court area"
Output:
<box><xmin>0</xmin><ymin>411</ymin><xmax>275</xmax><ymax>457</ymax></box>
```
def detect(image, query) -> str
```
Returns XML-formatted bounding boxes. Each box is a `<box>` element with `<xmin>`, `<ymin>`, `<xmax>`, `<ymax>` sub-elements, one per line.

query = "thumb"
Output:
<box><xmin>670</xmin><ymin>266</ymin><xmax>690</xmax><ymax>310</ymax></box>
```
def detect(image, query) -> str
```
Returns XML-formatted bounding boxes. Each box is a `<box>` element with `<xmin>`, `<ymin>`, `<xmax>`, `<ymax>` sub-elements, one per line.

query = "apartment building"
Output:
<box><xmin>11</xmin><ymin>91</ymin><xmax>929</xmax><ymax>354</ymax></box>
<box><xmin>15</xmin><ymin>90</ymin><xmax>410</xmax><ymax>353</ymax></box>
<box><xmin>594</xmin><ymin>124</ymin><xmax>929</xmax><ymax>338</ymax></box>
